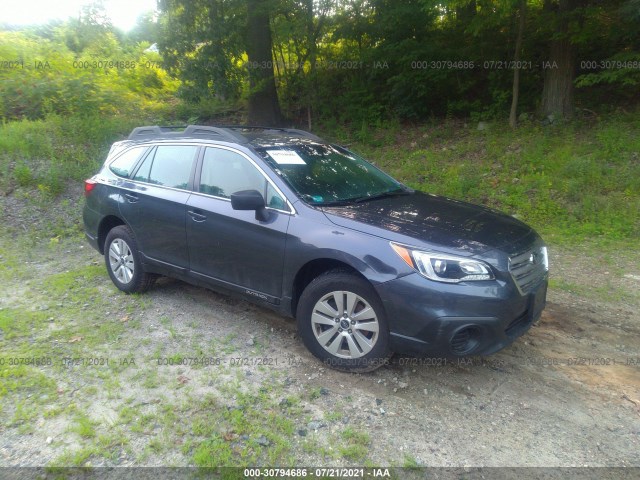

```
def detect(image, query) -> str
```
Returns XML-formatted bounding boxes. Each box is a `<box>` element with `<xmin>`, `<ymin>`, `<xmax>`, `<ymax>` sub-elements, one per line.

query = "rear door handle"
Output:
<box><xmin>124</xmin><ymin>193</ymin><xmax>139</xmax><ymax>203</ymax></box>
<box><xmin>188</xmin><ymin>210</ymin><xmax>207</xmax><ymax>222</ymax></box>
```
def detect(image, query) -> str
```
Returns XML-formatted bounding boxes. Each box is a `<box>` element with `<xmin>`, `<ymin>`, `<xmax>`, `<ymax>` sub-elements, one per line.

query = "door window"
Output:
<box><xmin>199</xmin><ymin>148</ymin><xmax>264</xmax><ymax>198</ymax></box>
<box><xmin>199</xmin><ymin>148</ymin><xmax>289</xmax><ymax>211</ymax></box>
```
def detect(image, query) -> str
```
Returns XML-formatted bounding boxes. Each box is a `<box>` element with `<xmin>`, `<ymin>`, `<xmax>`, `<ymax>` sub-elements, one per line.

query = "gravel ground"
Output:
<box><xmin>0</xmin><ymin>191</ymin><xmax>639</xmax><ymax>469</ymax></box>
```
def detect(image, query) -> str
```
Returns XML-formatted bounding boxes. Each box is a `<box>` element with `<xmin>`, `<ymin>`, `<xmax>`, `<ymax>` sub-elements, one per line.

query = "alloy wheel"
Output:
<box><xmin>108</xmin><ymin>238</ymin><xmax>135</xmax><ymax>284</ymax></box>
<box><xmin>311</xmin><ymin>290</ymin><xmax>380</xmax><ymax>359</ymax></box>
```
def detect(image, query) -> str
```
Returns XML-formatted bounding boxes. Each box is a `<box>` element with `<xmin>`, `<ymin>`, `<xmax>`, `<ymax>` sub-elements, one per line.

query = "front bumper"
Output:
<box><xmin>375</xmin><ymin>272</ymin><xmax>547</xmax><ymax>357</ymax></box>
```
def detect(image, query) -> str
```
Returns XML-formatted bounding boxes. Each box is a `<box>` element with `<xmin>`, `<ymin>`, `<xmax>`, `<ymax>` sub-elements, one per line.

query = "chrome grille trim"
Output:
<box><xmin>509</xmin><ymin>246</ymin><xmax>548</xmax><ymax>295</ymax></box>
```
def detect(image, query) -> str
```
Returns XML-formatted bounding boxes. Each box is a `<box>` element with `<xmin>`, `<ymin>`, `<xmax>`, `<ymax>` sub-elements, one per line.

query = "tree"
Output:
<box><xmin>158</xmin><ymin>0</ymin><xmax>246</xmax><ymax>103</ymax></box>
<box><xmin>155</xmin><ymin>0</ymin><xmax>638</xmax><ymax>123</ymax></box>
<box><xmin>127</xmin><ymin>11</ymin><xmax>160</xmax><ymax>45</ymax></box>
<box><xmin>270</xmin><ymin>0</ymin><xmax>334</xmax><ymax>126</ymax></box>
<box><xmin>509</xmin><ymin>0</ymin><xmax>527</xmax><ymax>128</ymax></box>
<box><xmin>246</xmin><ymin>0</ymin><xmax>282</xmax><ymax>125</ymax></box>
<box><xmin>63</xmin><ymin>1</ymin><xmax>114</xmax><ymax>54</ymax></box>
<box><xmin>539</xmin><ymin>0</ymin><xmax>578</xmax><ymax>120</ymax></box>
<box><xmin>158</xmin><ymin>0</ymin><xmax>282</xmax><ymax>124</ymax></box>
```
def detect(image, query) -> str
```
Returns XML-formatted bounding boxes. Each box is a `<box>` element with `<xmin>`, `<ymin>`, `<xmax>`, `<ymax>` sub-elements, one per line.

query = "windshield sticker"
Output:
<box><xmin>267</xmin><ymin>150</ymin><xmax>306</xmax><ymax>165</ymax></box>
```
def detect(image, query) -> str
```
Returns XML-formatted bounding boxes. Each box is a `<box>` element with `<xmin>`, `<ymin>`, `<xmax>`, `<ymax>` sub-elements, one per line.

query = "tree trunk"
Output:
<box><xmin>540</xmin><ymin>0</ymin><xmax>576</xmax><ymax>120</ymax></box>
<box><xmin>246</xmin><ymin>0</ymin><xmax>282</xmax><ymax>126</ymax></box>
<box><xmin>305</xmin><ymin>0</ymin><xmax>316</xmax><ymax>131</ymax></box>
<box><xmin>509</xmin><ymin>0</ymin><xmax>526</xmax><ymax>129</ymax></box>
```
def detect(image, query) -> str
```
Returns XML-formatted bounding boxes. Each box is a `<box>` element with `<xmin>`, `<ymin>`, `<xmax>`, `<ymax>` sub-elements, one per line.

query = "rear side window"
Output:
<box><xmin>134</xmin><ymin>145</ymin><xmax>198</xmax><ymax>190</ymax></box>
<box><xmin>109</xmin><ymin>147</ymin><xmax>147</xmax><ymax>178</ymax></box>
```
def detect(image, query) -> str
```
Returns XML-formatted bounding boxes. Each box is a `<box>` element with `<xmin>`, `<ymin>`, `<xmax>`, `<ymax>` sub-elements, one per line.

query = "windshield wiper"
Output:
<box><xmin>352</xmin><ymin>187</ymin><xmax>414</xmax><ymax>203</ymax></box>
<box><xmin>313</xmin><ymin>199</ymin><xmax>354</xmax><ymax>207</ymax></box>
<box><xmin>301</xmin><ymin>194</ymin><xmax>353</xmax><ymax>207</ymax></box>
<box><xmin>307</xmin><ymin>188</ymin><xmax>413</xmax><ymax>207</ymax></box>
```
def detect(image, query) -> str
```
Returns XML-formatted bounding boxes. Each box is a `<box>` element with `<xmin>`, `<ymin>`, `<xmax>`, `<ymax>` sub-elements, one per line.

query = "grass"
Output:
<box><xmin>339</xmin><ymin>427</ymin><xmax>371</xmax><ymax>461</ymax></box>
<box><xmin>402</xmin><ymin>454</ymin><xmax>422</xmax><ymax>468</ymax></box>
<box><xmin>0</xmin><ymin>114</ymin><xmax>145</xmax><ymax>196</ymax></box>
<box><xmin>188</xmin><ymin>383</ymin><xmax>302</xmax><ymax>467</ymax></box>
<box><xmin>51</xmin><ymin>446</ymin><xmax>99</xmax><ymax>467</ymax></box>
<box><xmin>71</xmin><ymin>414</ymin><xmax>97</xmax><ymax>439</ymax></box>
<box><xmin>0</xmin><ymin>232</ymin><xmax>155</xmax><ymax>466</ymax></box>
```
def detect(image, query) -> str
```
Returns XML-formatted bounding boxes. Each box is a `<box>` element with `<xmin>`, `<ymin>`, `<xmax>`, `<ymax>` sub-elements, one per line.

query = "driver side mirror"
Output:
<box><xmin>230</xmin><ymin>189</ymin><xmax>269</xmax><ymax>222</ymax></box>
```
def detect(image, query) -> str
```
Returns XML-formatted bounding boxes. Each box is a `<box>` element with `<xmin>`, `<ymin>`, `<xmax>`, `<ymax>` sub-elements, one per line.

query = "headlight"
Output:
<box><xmin>391</xmin><ymin>243</ymin><xmax>494</xmax><ymax>283</ymax></box>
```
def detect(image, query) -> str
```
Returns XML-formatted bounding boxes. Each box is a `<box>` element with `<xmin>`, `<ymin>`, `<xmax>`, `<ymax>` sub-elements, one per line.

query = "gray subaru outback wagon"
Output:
<box><xmin>83</xmin><ymin>125</ymin><xmax>548</xmax><ymax>371</ymax></box>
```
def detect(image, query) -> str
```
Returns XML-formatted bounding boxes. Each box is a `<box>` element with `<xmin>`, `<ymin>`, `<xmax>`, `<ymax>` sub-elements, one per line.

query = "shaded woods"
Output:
<box><xmin>2</xmin><ymin>1</ymin><xmax>639</xmax><ymax>125</ymax></box>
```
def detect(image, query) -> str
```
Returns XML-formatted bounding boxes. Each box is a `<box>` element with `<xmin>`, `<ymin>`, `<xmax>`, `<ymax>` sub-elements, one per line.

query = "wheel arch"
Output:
<box><xmin>290</xmin><ymin>257</ymin><xmax>372</xmax><ymax>318</ymax></box>
<box><xmin>97</xmin><ymin>215</ymin><xmax>127</xmax><ymax>254</ymax></box>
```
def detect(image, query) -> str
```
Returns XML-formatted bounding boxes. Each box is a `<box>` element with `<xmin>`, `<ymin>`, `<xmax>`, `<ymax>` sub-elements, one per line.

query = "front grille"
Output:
<box><xmin>509</xmin><ymin>246</ymin><xmax>547</xmax><ymax>294</ymax></box>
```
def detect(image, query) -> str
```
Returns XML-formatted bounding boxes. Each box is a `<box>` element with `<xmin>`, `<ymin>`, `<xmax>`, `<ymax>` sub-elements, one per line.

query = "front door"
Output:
<box><xmin>186</xmin><ymin>146</ymin><xmax>291</xmax><ymax>299</ymax></box>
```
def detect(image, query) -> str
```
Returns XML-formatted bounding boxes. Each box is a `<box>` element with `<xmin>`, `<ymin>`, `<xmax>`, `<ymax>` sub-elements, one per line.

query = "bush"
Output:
<box><xmin>0</xmin><ymin>114</ymin><xmax>146</xmax><ymax>196</ymax></box>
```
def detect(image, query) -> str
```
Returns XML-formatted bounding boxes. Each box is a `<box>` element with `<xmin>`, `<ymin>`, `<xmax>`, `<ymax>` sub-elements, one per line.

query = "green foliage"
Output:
<box><xmin>3</xmin><ymin>0</ymin><xmax>637</xmax><ymax>125</ymax></box>
<box><xmin>0</xmin><ymin>25</ymin><xmax>178</xmax><ymax>121</ymax></box>
<box><xmin>13</xmin><ymin>164</ymin><xmax>34</xmax><ymax>187</ymax></box>
<box><xmin>0</xmin><ymin>114</ymin><xmax>144</xmax><ymax>195</ymax></box>
<box><xmin>157</xmin><ymin>0</ymin><xmax>247</xmax><ymax>103</ymax></box>
<box><xmin>576</xmin><ymin>52</ymin><xmax>640</xmax><ymax>89</ymax></box>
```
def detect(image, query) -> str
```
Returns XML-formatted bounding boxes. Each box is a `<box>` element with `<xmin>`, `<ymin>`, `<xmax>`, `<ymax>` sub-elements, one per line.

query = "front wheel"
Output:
<box><xmin>104</xmin><ymin>225</ymin><xmax>155</xmax><ymax>294</ymax></box>
<box><xmin>296</xmin><ymin>271</ymin><xmax>391</xmax><ymax>372</ymax></box>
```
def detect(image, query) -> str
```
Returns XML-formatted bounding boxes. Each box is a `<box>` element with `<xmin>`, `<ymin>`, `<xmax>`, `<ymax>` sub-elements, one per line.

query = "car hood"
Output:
<box><xmin>321</xmin><ymin>192</ymin><xmax>534</xmax><ymax>255</ymax></box>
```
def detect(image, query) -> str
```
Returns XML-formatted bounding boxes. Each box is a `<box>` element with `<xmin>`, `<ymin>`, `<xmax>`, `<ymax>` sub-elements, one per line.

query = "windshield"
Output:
<box><xmin>256</xmin><ymin>144</ymin><xmax>406</xmax><ymax>205</ymax></box>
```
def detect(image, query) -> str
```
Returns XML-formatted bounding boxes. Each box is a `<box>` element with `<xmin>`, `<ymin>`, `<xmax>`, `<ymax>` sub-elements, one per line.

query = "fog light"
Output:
<box><xmin>450</xmin><ymin>327</ymin><xmax>481</xmax><ymax>355</ymax></box>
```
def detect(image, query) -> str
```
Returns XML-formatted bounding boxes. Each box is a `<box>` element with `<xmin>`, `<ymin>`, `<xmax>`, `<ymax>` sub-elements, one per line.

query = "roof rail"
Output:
<box><xmin>218</xmin><ymin>125</ymin><xmax>324</xmax><ymax>142</ymax></box>
<box><xmin>128</xmin><ymin>125</ymin><xmax>248</xmax><ymax>143</ymax></box>
<box><xmin>281</xmin><ymin>128</ymin><xmax>324</xmax><ymax>142</ymax></box>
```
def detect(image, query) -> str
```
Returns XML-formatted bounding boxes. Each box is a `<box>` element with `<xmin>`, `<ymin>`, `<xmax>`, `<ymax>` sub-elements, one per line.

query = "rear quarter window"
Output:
<box><xmin>140</xmin><ymin>145</ymin><xmax>198</xmax><ymax>189</ymax></box>
<box><xmin>108</xmin><ymin>146</ymin><xmax>148</xmax><ymax>178</ymax></box>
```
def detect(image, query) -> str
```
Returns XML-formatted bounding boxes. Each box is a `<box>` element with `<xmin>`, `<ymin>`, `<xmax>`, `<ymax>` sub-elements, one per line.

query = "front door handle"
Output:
<box><xmin>124</xmin><ymin>193</ymin><xmax>138</xmax><ymax>203</ymax></box>
<box><xmin>188</xmin><ymin>210</ymin><xmax>207</xmax><ymax>222</ymax></box>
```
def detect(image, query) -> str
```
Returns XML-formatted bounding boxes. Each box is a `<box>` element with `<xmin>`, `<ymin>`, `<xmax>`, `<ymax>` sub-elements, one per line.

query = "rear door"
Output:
<box><xmin>119</xmin><ymin>144</ymin><xmax>199</xmax><ymax>269</ymax></box>
<box><xmin>186</xmin><ymin>146</ymin><xmax>291</xmax><ymax>300</ymax></box>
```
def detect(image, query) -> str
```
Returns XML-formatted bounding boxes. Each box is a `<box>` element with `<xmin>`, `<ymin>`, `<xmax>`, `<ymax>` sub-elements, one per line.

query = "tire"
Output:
<box><xmin>104</xmin><ymin>225</ymin><xmax>155</xmax><ymax>294</ymax></box>
<box><xmin>296</xmin><ymin>270</ymin><xmax>391</xmax><ymax>372</ymax></box>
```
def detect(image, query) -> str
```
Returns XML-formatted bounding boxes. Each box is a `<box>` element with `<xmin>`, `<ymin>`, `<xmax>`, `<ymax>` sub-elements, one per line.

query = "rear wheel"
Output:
<box><xmin>104</xmin><ymin>225</ymin><xmax>155</xmax><ymax>294</ymax></box>
<box><xmin>297</xmin><ymin>271</ymin><xmax>391</xmax><ymax>372</ymax></box>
